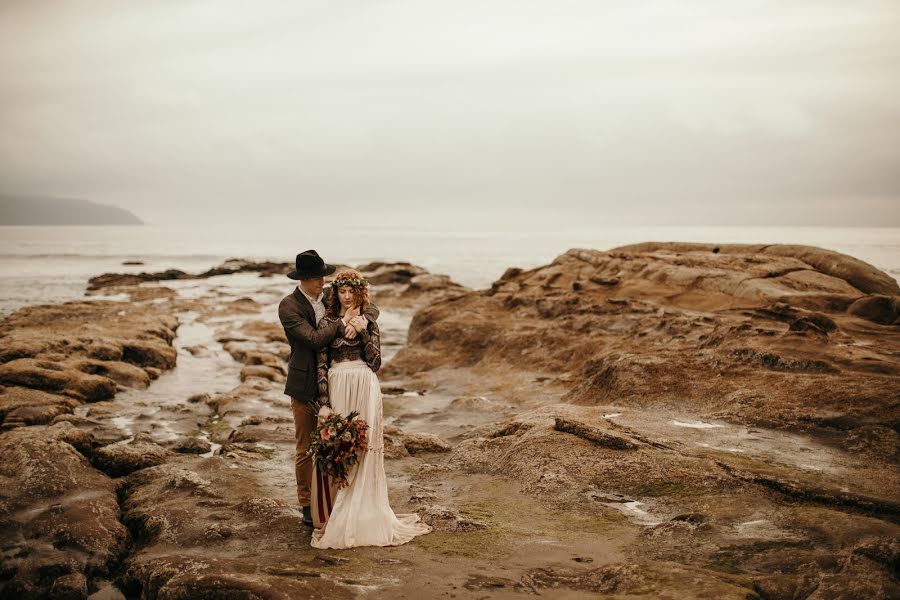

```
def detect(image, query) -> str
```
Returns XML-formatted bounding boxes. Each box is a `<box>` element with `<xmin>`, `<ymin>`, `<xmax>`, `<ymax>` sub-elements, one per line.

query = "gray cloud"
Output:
<box><xmin>1</xmin><ymin>0</ymin><xmax>898</xmax><ymax>228</ymax></box>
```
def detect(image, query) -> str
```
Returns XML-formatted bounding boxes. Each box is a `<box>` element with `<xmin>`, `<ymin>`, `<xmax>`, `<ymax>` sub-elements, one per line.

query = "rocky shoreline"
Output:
<box><xmin>1</xmin><ymin>246</ymin><xmax>898</xmax><ymax>599</ymax></box>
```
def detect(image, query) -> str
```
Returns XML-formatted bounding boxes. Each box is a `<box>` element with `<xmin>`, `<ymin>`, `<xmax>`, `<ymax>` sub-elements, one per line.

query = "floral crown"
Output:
<box><xmin>331</xmin><ymin>274</ymin><xmax>368</xmax><ymax>288</ymax></box>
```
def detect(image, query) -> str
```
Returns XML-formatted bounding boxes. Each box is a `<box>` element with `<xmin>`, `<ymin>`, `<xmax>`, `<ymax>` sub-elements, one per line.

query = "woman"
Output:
<box><xmin>310</xmin><ymin>269</ymin><xmax>432</xmax><ymax>549</ymax></box>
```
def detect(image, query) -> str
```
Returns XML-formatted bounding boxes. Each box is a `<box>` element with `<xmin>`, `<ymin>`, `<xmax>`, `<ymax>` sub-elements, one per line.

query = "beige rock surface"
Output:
<box><xmin>0</xmin><ymin>423</ymin><xmax>130</xmax><ymax>598</ymax></box>
<box><xmin>2</xmin><ymin>251</ymin><xmax>897</xmax><ymax>599</ymax></box>
<box><xmin>387</xmin><ymin>245</ymin><xmax>900</xmax><ymax>443</ymax></box>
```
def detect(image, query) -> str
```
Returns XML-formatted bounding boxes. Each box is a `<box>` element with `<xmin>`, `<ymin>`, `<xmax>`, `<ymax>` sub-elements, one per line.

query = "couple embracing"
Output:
<box><xmin>278</xmin><ymin>250</ymin><xmax>432</xmax><ymax>549</ymax></box>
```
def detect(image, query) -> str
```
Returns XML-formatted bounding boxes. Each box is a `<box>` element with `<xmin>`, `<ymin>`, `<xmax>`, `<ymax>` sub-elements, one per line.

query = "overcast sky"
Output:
<box><xmin>1</xmin><ymin>0</ymin><xmax>898</xmax><ymax>228</ymax></box>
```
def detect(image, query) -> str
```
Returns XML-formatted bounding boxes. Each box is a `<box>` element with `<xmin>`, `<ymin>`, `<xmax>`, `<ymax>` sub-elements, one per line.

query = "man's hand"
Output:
<box><xmin>343</xmin><ymin>326</ymin><xmax>358</xmax><ymax>340</ymax></box>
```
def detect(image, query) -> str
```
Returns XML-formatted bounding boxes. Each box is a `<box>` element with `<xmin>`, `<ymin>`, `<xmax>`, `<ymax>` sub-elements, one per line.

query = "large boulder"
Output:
<box><xmin>353</xmin><ymin>262</ymin><xmax>470</xmax><ymax>310</ymax></box>
<box><xmin>0</xmin><ymin>386</ymin><xmax>78</xmax><ymax>429</ymax></box>
<box><xmin>116</xmin><ymin>459</ymin><xmax>351</xmax><ymax>599</ymax></box>
<box><xmin>0</xmin><ymin>358</ymin><xmax>117</xmax><ymax>402</ymax></box>
<box><xmin>847</xmin><ymin>295</ymin><xmax>900</xmax><ymax>325</ymax></box>
<box><xmin>0</xmin><ymin>302</ymin><xmax>179</xmax><ymax>433</ymax></box>
<box><xmin>0</xmin><ymin>424</ymin><xmax>129</xmax><ymax>598</ymax></box>
<box><xmin>362</xmin><ymin>262</ymin><xmax>428</xmax><ymax>285</ymax></box>
<box><xmin>91</xmin><ymin>435</ymin><xmax>173</xmax><ymax>477</ymax></box>
<box><xmin>385</xmin><ymin>244</ymin><xmax>900</xmax><ymax>437</ymax></box>
<box><xmin>383</xmin><ymin>426</ymin><xmax>451</xmax><ymax>455</ymax></box>
<box><xmin>613</xmin><ymin>242</ymin><xmax>900</xmax><ymax>296</ymax></box>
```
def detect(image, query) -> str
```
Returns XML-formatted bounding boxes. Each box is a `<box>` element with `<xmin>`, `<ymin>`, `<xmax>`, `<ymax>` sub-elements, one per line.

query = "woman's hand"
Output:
<box><xmin>350</xmin><ymin>315</ymin><xmax>368</xmax><ymax>332</ymax></box>
<box><xmin>341</xmin><ymin>305</ymin><xmax>360</xmax><ymax>325</ymax></box>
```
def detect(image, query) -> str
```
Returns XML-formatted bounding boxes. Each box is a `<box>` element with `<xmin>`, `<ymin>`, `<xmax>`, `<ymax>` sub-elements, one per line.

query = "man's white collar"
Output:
<box><xmin>298</xmin><ymin>286</ymin><xmax>323</xmax><ymax>304</ymax></box>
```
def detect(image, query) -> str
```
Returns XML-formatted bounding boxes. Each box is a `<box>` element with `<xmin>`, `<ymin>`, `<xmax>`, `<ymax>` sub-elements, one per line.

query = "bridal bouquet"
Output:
<box><xmin>308</xmin><ymin>410</ymin><xmax>369</xmax><ymax>488</ymax></box>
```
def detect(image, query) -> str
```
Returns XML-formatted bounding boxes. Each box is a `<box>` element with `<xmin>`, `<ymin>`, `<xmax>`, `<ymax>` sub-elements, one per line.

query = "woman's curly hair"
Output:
<box><xmin>326</xmin><ymin>269</ymin><xmax>369</xmax><ymax>316</ymax></box>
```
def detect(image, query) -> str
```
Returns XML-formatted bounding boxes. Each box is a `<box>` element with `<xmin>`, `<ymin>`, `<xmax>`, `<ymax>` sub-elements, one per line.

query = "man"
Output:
<box><xmin>278</xmin><ymin>249</ymin><xmax>379</xmax><ymax>527</ymax></box>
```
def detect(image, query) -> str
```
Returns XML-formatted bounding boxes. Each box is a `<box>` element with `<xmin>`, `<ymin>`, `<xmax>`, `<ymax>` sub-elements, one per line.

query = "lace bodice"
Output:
<box><xmin>316</xmin><ymin>316</ymin><xmax>381</xmax><ymax>406</ymax></box>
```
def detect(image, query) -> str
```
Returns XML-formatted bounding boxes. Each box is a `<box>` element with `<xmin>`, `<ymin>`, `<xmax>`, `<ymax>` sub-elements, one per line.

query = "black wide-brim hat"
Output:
<box><xmin>287</xmin><ymin>249</ymin><xmax>336</xmax><ymax>280</ymax></box>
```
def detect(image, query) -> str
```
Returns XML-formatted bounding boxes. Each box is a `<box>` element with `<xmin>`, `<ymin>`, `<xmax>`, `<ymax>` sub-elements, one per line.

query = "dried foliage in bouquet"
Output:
<box><xmin>307</xmin><ymin>408</ymin><xmax>369</xmax><ymax>488</ymax></box>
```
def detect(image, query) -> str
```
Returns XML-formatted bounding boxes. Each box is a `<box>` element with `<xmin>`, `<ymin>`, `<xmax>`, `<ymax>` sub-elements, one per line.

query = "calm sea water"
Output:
<box><xmin>1</xmin><ymin>224</ymin><xmax>898</xmax><ymax>316</ymax></box>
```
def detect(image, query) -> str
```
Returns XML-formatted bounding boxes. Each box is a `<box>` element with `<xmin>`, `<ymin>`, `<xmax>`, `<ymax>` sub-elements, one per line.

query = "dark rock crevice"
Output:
<box><xmin>713</xmin><ymin>459</ymin><xmax>900</xmax><ymax>524</ymax></box>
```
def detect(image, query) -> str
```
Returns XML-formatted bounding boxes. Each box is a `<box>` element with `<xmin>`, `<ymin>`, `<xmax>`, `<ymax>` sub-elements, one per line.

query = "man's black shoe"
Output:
<box><xmin>301</xmin><ymin>505</ymin><xmax>313</xmax><ymax>527</ymax></box>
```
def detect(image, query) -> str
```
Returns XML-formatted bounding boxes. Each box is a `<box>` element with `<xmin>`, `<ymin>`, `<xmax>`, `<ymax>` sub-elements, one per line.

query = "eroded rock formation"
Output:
<box><xmin>2</xmin><ymin>248</ymin><xmax>897</xmax><ymax>598</ymax></box>
<box><xmin>387</xmin><ymin>244</ymin><xmax>900</xmax><ymax>442</ymax></box>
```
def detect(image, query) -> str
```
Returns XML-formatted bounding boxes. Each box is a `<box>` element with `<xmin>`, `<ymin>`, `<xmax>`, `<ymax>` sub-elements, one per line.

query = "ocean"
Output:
<box><xmin>1</xmin><ymin>224</ymin><xmax>898</xmax><ymax>317</ymax></box>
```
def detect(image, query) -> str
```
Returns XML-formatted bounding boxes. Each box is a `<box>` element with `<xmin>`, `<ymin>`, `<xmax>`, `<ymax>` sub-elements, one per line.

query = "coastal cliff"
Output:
<box><xmin>0</xmin><ymin>195</ymin><xmax>143</xmax><ymax>225</ymax></box>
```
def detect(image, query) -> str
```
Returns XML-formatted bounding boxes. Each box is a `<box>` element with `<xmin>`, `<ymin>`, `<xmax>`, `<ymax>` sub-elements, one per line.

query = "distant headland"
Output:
<box><xmin>0</xmin><ymin>195</ymin><xmax>143</xmax><ymax>225</ymax></box>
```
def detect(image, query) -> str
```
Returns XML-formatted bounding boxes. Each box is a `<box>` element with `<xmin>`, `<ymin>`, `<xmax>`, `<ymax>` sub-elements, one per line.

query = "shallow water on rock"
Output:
<box><xmin>159</xmin><ymin>272</ymin><xmax>285</xmax><ymax>302</ymax></box>
<box><xmin>383</xmin><ymin>388</ymin><xmax>511</xmax><ymax>440</ymax></box>
<box><xmin>680</xmin><ymin>419</ymin><xmax>844</xmax><ymax>475</ymax></box>
<box><xmin>670</xmin><ymin>419</ymin><xmax>723</xmax><ymax>429</ymax></box>
<box><xmin>84</xmin><ymin>311</ymin><xmax>242</xmax><ymax>442</ymax></box>
<box><xmin>376</xmin><ymin>307</ymin><xmax>413</xmax><ymax>364</ymax></box>
<box><xmin>597</xmin><ymin>410</ymin><xmax>849</xmax><ymax>477</ymax></box>
<box><xmin>611</xmin><ymin>501</ymin><xmax>662</xmax><ymax>526</ymax></box>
